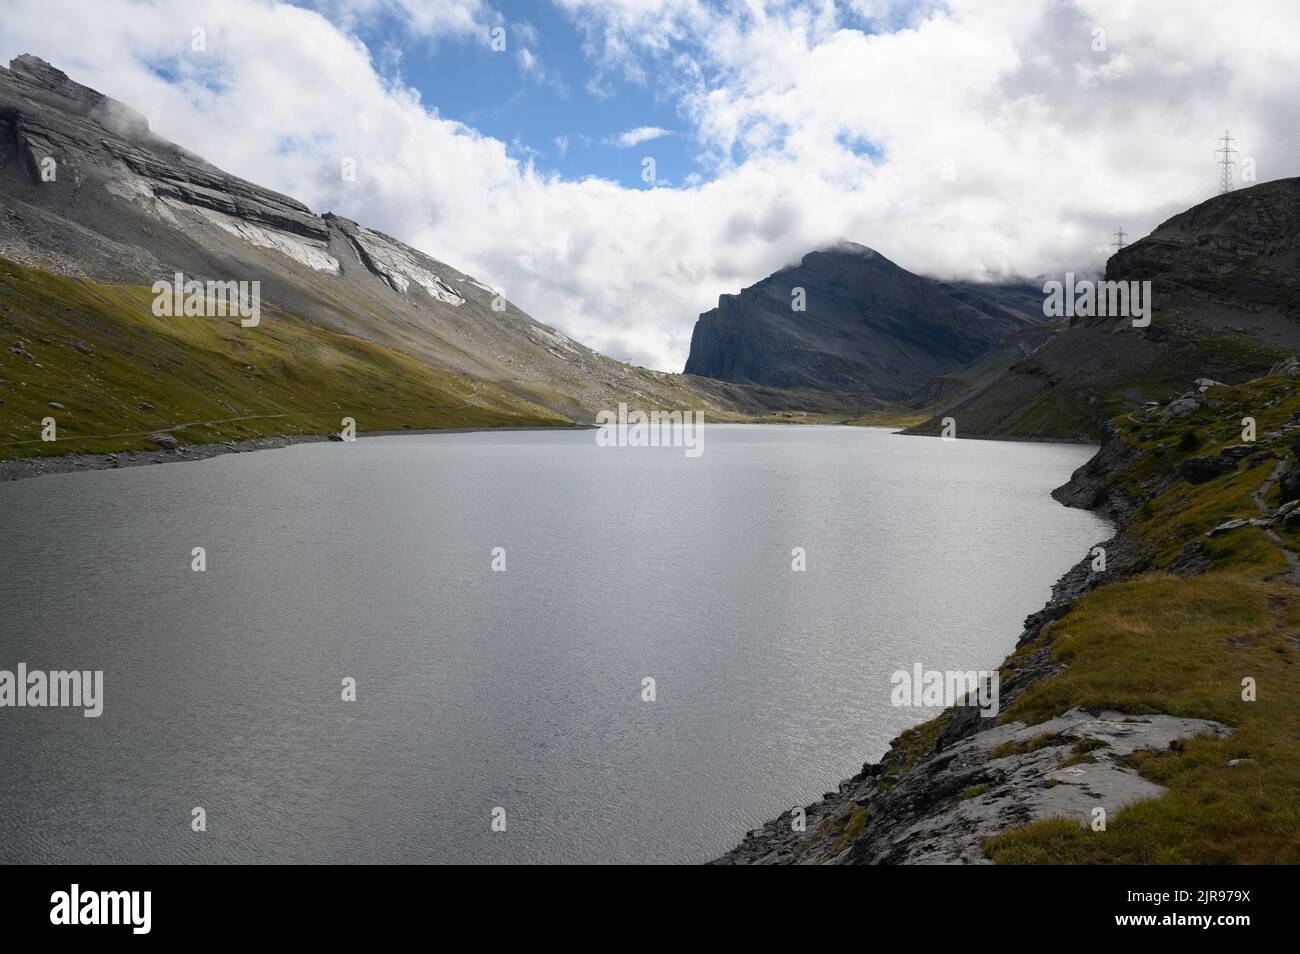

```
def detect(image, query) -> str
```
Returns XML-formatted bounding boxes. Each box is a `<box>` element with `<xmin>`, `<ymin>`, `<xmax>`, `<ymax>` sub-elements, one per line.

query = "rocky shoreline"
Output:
<box><xmin>711</xmin><ymin>418</ymin><xmax>1225</xmax><ymax>865</ymax></box>
<box><xmin>0</xmin><ymin>424</ymin><xmax>593</xmax><ymax>483</ymax></box>
<box><xmin>0</xmin><ymin>421</ymin><xmax>1083</xmax><ymax>484</ymax></box>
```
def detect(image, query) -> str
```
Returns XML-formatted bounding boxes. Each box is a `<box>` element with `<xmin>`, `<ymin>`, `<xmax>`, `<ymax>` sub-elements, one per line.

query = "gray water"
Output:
<box><xmin>0</xmin><ymin>425</ymin><xmax>1106</xmax><ymax>864</ymax></box>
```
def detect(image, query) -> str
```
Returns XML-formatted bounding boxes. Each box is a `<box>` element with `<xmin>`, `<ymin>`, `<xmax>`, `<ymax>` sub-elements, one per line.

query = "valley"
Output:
<box><xmin>1</xmin><ymin>51</ymin><xmax>1297</xmax><ymax>868</ymax></box>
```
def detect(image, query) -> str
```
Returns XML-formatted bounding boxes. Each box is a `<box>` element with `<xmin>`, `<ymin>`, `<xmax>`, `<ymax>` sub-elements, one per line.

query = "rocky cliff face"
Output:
<box><xmin>0</xmin><ymin>55</ymin><xmax>333</xmax><ymax>280</ymax></box>
<box><xmin>1114</xmin><ymin>177</ymin><xmax>1300</xmax><ymax>309</ymax></box>
<box><xmin>910</xmin><ymin>180</ymin><xmax>1300</xmax><ymax>440</ymax></box>
<box><xmin>684</xmin><ymin>242</ymin><xmax>1050</xmax><ymax>402</ymax></box>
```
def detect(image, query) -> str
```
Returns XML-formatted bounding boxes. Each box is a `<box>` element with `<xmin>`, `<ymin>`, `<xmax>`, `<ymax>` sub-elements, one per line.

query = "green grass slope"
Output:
<box><xmin>981</xmin><ymin>372</ymin><xmax>1300</xmax><ymax>862</ymax></box>
<box><xmin>0</xmin><ymin>257</ymin><xmax>573</xmax><ymax>460</ymax></box>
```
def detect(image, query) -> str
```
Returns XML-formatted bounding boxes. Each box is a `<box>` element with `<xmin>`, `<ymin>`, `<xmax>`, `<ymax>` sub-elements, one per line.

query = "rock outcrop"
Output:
<box><xmin>684</xmin><ymin>242</ymin><xmax>1050</xmax><ymax>402</ymax></box>
<box><xmin>1180</xmin><ymin>454</ymin><xmax>1241</xmax><ymax>484</ymax></box>
<box><xmin>716</xmin><ymin>707</ymin><xmax>1228</xmax><ymax>865</ymax></box>
<box><xmin>1280</xmin><ymin>435</ymin><xmax>1300</xmax><ymax>503</ymax></box>
<box><xmin>908</xmin><ymin>179</ymin><xmax>1300</xmax><ymax>440</ymax></box>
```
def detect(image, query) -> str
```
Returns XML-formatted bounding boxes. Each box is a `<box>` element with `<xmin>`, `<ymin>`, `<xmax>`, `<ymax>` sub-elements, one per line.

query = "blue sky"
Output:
<box><xmin>347</xmin><ymin>0</ymin><xmax>702</xmax><ymax>188</ymax></box>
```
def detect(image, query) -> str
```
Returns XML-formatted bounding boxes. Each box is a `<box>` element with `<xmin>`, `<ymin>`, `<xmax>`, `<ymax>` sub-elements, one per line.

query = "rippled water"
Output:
<box><xmin>0</xmin><ymin>425</ymin><xmax>1106</xmax><ymax>863</ymax></box>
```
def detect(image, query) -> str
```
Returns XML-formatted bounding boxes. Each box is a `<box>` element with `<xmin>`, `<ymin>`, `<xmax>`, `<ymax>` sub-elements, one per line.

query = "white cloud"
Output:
<box><xmin>306</xmin><ymin>0</ymin><xmax>494</xmax><ymax>39</ymax></box>
<box><xmin>3</xmin><ymin>0</ymin><xmax>1300</xmax><ymax>373</ymax></box>
<box><xmin>604</xmin><ymin>126</ymin><xmax>674</xmax><ymax>148</ymax></box>
<box><xmin>516</xmin><ymin>47</ymin><xmax>539</xmax><ymax>73</ymax></box>
<box><xmin>512</xmin><ymin>21</ymin><xmax>540</xmax><ymax>46</ymax></box>
<box><xmin>513</xmin><ymin>44</ymin><xmax>567</xmax><ymax>93</ymax></box>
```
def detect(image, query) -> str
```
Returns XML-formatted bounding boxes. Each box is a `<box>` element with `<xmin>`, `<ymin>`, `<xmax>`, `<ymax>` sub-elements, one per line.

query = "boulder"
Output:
<box><xmin>1208</xmin><ymin>518</ymin><xmax>1247</xmax><ymax>536</ymax></box>
<box><xmin>1280</xmin><ymin>436</ymin><xmax>1300</xmax><ymax>503</ymax></box>
<box><xmin>1219</xmin><ymin>444</ymin><xmax>1255</xmax><ymax>459</ymax></box>
<box><xmin>1180</xmin><ymin>455</ymin><xmax>1237</xmax><ymax>484</ymax></box>
<box><xmin>1268</xmin><ymin>357</ymin><xmax>1300</xmax><ymax>378</ymax></box>
<box><xmin>1169</xmin><ymin>540</ymin><xmax>1212</xmax><ymax>575</ymax></box>
<box><xmin>1161</xmin><ymin>397</ymin><xmax>1200</xmax><ymax>421</ymax></box>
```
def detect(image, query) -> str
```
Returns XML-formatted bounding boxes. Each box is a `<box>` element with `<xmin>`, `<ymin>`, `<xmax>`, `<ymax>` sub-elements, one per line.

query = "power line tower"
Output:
<box><xmin>1216</xmin><ymin>131</ymin><xmax>1238</xmax><ymax>193</ymax></box>
<box><xmin>1112</xmin><ymin>227</ymin><xmax>1127</xmax><ymax>251</ymax></box>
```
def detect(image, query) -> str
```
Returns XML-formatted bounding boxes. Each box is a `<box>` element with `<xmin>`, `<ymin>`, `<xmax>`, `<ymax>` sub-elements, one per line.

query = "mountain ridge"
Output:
<box><xmin>683</xmin><ymin>239</ymin><xmax>1053</xmax><ymax>403</ymax></box>
<box><xmin>0</xmin><ymin>54</ymin><xmax>891</xmax><ymax>464</ymax></box>
<box><xmin>906</xmin><ymin>178</ymin><xmax>1300</xmax><ymax>440</ymax></box>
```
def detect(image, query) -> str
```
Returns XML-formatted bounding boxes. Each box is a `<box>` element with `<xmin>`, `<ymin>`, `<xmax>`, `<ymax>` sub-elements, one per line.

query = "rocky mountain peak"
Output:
<box><xmin>8</xmin><ymin>54</ymin><xmax>77</xmax><ymax>89</ymax></box>
<box><xmin>807</xmin><ymin>239</ymin><xmax>880</xmax><ymax>260</ymax></box>
<box><xmin>684</xmin><ymin>242</ymin><xmax>1046</xmax><ymax>400</ymax></box>
<box><xmin>4</xmin><ymin>54</ymin><xmax>150</xmax><ymax>140</ymax></box>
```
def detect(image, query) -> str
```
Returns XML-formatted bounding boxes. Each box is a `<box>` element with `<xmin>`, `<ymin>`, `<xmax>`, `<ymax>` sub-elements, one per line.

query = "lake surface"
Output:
<box><xmin>0</xmin><ymin>425</ymin><xmax>1107</xmax><ymax>863</ymax></box>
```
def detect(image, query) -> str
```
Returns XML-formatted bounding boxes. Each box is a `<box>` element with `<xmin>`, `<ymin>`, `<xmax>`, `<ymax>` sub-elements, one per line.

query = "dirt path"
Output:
<box><xmin>1253</xmin><ymin>459</ymin><xmax>1300</xmax><ymax>584</ymax></box>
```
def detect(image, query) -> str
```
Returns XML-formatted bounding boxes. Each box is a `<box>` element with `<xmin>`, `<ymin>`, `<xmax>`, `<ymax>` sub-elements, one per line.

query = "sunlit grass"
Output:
<box><xmin>0</xmin><ymin>257</ymin><xmax>572</xmax><ymax>459</ymax></box>
<box><xmin>980</xmin><ymin>374</ymin><xmax>1300</xmax><ymax>863</ymax></box>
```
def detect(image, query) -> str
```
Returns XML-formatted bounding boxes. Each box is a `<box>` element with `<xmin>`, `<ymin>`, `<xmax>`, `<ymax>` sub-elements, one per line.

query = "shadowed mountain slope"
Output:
<box><xmin>684</xmin><ymin>241</ymin><xmax>1051</xmax><ymax>402</ymax></box>
<box><xmin>908</xmin><ymin>179</ymin><xmax>1300</xmax><ymax>440</ymax></box>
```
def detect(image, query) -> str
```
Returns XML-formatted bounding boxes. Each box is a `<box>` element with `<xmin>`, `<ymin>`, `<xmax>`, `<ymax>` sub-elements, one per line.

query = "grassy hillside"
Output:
<box><xmin>906</xmin><ymin>312</ymin><xmax>1288</xmax><ymax>441</ymax></box>
<box><xmin>846</xmin><ymin>409</ymin><xmax>929</xmax><ymax>427</ymax></box>
<box><xmin>0</xmin><ymin>257</ymin><xmax>574</xmax><ymax>460</ymax></box>
<box><xmin>0</xmin><ymin>256</ymin><xmax>925</xmax><ymax>464</ymax></box>
<box><xmin>983</xmin><ymin>371</ymin><xmax>1300</xmax><ymax>862</ymax></box>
